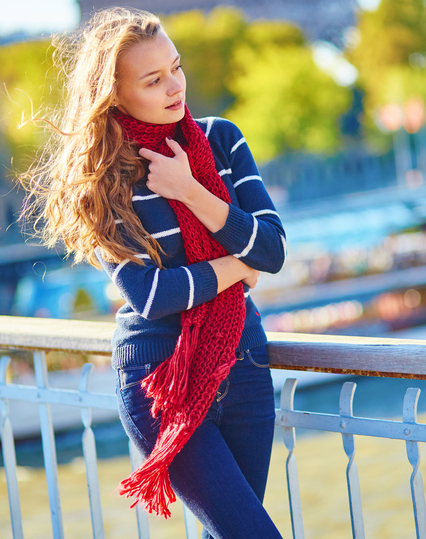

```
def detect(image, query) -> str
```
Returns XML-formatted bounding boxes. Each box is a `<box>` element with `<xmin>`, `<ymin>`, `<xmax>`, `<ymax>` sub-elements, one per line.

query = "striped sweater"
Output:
<box><xmin>97</xmin><ymin>117</ymin><xmax>286</xmax><ymax>370</ymax></box>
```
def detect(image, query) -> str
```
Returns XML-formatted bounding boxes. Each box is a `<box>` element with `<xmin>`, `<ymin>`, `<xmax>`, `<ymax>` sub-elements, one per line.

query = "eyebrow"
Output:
<box><xmin>139</xmin><ymin>54</ymin><xmax>181</xmax><ymax>80</ymax></box>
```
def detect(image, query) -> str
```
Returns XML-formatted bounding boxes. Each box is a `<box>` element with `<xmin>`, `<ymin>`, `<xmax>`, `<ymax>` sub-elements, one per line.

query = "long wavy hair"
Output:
<box><xmin>20</xmin><ymin>7</ymin><xmax>164</xmax><ymax>268</ymax></box>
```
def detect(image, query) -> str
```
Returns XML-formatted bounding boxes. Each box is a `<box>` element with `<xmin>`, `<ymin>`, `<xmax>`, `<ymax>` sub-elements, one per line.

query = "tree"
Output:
<box><xmin>0</xmin><ymin>8</ymin><xmax>353</xmax><ymax>168</ymax></box>
<box><xmin>0</xmin><ymin>39</ymin><xmax>59</xmax><ymax>171</ymax></box>
<box><xmin>164</xmin><ymin>7</ymin><xmax>247</xmax><ymax>117</ymax></box>
<box><xmin>225</xmin><ymin>21</ymin><xmax>351</xmax><ymax>162</ymax></box>
<box><xmin>348</xmin><ymin>0</ymin><xmax>426</xmax><ymax>137</ymax></box>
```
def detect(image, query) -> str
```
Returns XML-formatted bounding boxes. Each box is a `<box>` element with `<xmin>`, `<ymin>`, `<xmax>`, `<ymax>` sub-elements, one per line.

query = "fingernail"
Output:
<box><xmin>166</xmin><ymin>136</ymin><xmax>172</xmax><ymax>140</ymax></box>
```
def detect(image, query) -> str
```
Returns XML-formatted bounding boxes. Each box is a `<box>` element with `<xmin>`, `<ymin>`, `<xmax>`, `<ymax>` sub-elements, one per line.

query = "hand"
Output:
<box><xmin>242</xmin><ymin>266</ymin><xmax>260</xmax><ymax>289</ymax></box>
<box><xmin>139</xmin><ymin>138</ymin><xmax>196</xmax><ymax>202</ymax></box>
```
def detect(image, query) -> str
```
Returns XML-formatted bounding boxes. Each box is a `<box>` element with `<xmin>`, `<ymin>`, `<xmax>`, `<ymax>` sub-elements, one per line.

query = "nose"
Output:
<box><xmin>167</xmin><ymin>75</ymin><xmax>183</xmax><ymax>96</ymax></box>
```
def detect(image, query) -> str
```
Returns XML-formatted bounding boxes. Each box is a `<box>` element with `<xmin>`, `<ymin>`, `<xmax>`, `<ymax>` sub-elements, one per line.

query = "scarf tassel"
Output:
<box><xmin>142</xmin><ymin>323</ymin><xmax>200</xmax><ymax>417</ymax></box>
<box><xmin>119</xmin><ymin>422</ymin><xmax>190</xmax><ymax>518</ymax></box>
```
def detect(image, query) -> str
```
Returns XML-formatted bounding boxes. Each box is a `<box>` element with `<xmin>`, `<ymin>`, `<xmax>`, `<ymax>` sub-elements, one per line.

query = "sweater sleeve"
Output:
<box><xmin>96</xmin><ymin>249</ymin><xmax>218</xmax><ymax>320</ymax></box>
<box><xmin>210</xmin><ymin>120</ymin><xmax>286</xmax><ymax>274</ymax></box>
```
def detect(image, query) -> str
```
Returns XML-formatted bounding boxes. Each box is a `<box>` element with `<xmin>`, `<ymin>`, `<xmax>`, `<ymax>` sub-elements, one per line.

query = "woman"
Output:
<box><xmin>22</xmin><ymin>7</ymin><xmax>286</xmax><ymax>538</ymax></box>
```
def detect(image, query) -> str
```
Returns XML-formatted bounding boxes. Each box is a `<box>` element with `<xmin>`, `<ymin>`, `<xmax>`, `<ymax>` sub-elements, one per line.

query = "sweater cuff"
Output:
<box><xmin>191</xmin><ymin>260</ymin><xmax>218</xmax><ymax>304</ymax></box>
<box><xmin>212</xmin><ymin>204</ymin><xmax>246</xmax><ymax>248</ymax></box>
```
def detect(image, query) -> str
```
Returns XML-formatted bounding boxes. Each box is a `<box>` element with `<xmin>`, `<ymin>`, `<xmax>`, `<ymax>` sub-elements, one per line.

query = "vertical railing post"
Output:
<box><xmin>183</xmin><ymin>505</ymin><xmax>199</xmax><ymax>539</ymax></box>
<box><xmin>281</xmin><ymin>378</ymin><xmax>305</xmax><ymax>539</ymax></box>
<box><xmin>128</xmin><ymin>441</ymin><xmax>199</xmax><ymax>539</ymax></box>
<box><xmin>339</xmin><ymin>382</ymin><xmax>365</xmax><ymax>539</ymax></box>
<box><xmin>129</xmin><ymin>441</ymin><xmax>151</xmax><ymax>539</ymax></box>
<box><xmin>403</xmin><ymin>387</ymin><xmax>426</xmax><ymax>539</ymax></box>
<box><xmin>33</xmin><ymin>350</ymin><xmax>64</xmax><ymax>539</ymax></box>
<box><xmin>79</xmin><ymin>363</ymin><xmax>105</xmax><ymax>539</ymax></box>
<box><xmin>0</xmin><ymin>356</ymin><xmax>24</xmax><ymax>539</ymax></box>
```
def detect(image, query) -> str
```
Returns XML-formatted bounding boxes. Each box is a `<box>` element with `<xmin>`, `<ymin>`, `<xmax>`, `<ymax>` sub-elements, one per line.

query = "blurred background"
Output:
<box><xmin>3</xmin><ymin>2</ymin><xmax>426</xmax><ymax>537</ymax></box>
<box><xmin>3</xmin><ymin>0</ymin><xmax>426</xmax><ymax>348</ymax></box>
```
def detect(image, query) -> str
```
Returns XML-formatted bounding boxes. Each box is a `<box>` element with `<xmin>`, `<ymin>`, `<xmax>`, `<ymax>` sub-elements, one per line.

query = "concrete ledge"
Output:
<box><xmin>267</xmin><ymin>331</ymin><xmax>426</xmax><ymax>379</ymax></box>
<box><xmin>0</xmin><ymin>316</ymin><xmax>115</xmax><ymax>355</ymax></box>
<box><xmin>2</xmin><ymin>316</ymin><xmax>426</xmax><ymax>379</ymax></box>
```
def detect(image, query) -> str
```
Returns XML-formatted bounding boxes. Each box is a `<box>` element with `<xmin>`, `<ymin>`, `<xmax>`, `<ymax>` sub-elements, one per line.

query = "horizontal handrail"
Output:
<box><xmin>0</xmin><ymin>316</ymin><xmax>115</xmax><ymax>355</ymax></box>
<box><xmin>2</xmin><ymin>316</ymin><xmax>426</xmax><ymax>379</ymax></box>
<box><xmin>0</xmin><ymin>382</ymin><xmax>117</xmax><ymax>410</ymax></box>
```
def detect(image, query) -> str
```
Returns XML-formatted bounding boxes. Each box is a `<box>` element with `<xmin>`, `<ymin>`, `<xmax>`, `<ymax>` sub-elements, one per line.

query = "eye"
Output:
<box><xmin>149</xmin><ymin>77</ymin><xmax>160</xmax><ymax>86</ymax></box>
<box><xmin>174</xmin><ymin>64</ymin><xmax>182</xmax><ymax>72</ymax></box>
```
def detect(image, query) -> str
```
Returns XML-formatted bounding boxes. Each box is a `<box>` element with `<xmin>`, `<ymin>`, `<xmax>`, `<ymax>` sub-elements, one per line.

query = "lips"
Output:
<box><xmin>166</xmin><ymin>99</ymin><xmax>183</xmax><ymax>111</ymax></box>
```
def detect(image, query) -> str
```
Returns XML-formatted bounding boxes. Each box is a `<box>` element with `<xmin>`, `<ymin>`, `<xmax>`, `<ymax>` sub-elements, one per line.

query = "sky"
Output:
<box><xmin>0</xmin><ymin>0</ymin><xmax>80</xmax><ymax>36</ymax></box>
<box><xmin>1</xmin><ymin>0</ymin><xmax>382</xmax><ymax>37</ymax></box>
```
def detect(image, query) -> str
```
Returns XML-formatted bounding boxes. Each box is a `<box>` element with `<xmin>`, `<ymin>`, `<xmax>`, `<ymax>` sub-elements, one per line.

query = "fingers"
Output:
<box><xmin>139</xmin><ymin>148</ymin><xmax>155</xmax><ymax>162</ymax></box>
<box><xmin>138</xmin><ymin>138</ymin><xmax>184</xmax><ymax>160</ymax></box>
<box><xmin>165</xmin><ymin>137</ymin><xmax>184</xmax><ymax>156</ymax></box>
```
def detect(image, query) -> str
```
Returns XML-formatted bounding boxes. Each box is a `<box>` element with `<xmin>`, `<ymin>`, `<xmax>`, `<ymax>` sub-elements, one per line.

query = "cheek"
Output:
<box><xmin>121</xmin><ymin>88</ymin><xmax>151</xmax><ymax>111</ymax></box>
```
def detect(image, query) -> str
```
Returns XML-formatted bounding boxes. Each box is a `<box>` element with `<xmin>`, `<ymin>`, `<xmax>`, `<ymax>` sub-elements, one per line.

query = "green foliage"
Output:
<box><xmin>0</xmin><ymin>7</ymin><xmax>353</xmax><ymax>166</ymax></box>
<box><xmin>0</xmin><ymin>39</ymin><xmax>59</xmax><ymax>170</ymax></box>
<box><xmin>167</xmin><ymin>8</ymin><xmax>350</xmax><ymax>161</ymax></box>
<box><xmin>348</xmin><ymin>0</ymin><xmax>426</xmax><ymax>135</ymax></box>
<box><xmin>226</xmin><ymin>29</ymin><xmax>351</xmax><ymax>162</ymax></box>
<box><xmin>164</xmin><ymin>7</ymin><xmax>247</xmax><ymax>116</ymax></box>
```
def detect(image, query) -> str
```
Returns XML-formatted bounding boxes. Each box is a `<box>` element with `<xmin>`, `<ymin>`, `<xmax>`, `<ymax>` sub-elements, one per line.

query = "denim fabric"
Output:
<box><xmin>116</xmin><ymin>345</ymin><xmax>282</xmax><ymax>539</ymax></box>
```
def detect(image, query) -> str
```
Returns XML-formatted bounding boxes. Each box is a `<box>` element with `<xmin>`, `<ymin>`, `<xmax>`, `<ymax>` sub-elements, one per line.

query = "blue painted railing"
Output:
<box><xmin>2</xmin><ymin>316</ymin><xmax>426</xmax><ymax>538</ymax></box>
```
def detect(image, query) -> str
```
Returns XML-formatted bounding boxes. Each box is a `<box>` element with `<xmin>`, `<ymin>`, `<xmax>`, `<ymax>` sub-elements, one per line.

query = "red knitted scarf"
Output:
<box><xmin>113</xmin><ymin>105</ymin><xmax>246</xmax><ymax>518</ymax></box>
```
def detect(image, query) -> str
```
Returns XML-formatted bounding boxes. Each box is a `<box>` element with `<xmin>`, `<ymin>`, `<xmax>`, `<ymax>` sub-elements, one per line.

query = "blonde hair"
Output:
<box><xmin>20</xmin><ymin>7</ymin><xmax>164</xmax><ymax>268</ymax></box>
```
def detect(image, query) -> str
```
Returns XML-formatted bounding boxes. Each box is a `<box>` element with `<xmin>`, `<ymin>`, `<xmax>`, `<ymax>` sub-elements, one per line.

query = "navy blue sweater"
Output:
<box><xmin>97</xmin><ymin>117</ymin><xmax>286</xmax><ymax>370</ymax></box>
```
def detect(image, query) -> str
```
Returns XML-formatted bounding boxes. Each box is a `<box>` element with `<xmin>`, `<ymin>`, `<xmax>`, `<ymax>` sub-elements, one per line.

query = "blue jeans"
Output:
<box><xmin>116</xmin><ymin>345</ymin><xmax>282</xmax><ymax>539</ymax></box>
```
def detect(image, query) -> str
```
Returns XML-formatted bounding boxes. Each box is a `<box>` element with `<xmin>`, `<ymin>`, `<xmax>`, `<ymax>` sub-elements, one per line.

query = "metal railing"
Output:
<box><xmin>2</xmin><ymin>316</ymin><xmax>426</xmax><ymax>538</ymax></box>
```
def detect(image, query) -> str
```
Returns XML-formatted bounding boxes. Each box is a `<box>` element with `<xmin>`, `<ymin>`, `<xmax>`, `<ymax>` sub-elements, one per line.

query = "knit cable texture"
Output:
<box><xmin>113</xmin><ymin>105</ymin><xmax>246</xmax><ymax>517</ymax></box>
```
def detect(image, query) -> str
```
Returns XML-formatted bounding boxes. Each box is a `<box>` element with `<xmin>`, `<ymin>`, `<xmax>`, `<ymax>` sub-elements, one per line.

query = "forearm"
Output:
<box><xmin>208</xmin><ymin>255</ymin><xmax>252</xmax><ymax>294</ymax></box>
<box><xmin>182</xmin><ymin>180</ymin><xmax>230</xmax><ymax>233</ymax></box>
<box><xmin>97</xmin><ymin>249</ymin><xmax>218</xmax><ymax>320</ymax></box>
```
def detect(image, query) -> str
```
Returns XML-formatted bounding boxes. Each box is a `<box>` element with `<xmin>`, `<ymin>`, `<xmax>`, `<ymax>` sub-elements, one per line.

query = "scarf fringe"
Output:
<box><xmin>142</xmin><ymin>323</ymin><xmax>200</xmax><ymax>416</ymax></box>
<box><xmin>119</xmin><ymin>423</ymin><xmax>189</xmax><ymax>518</ymax></box>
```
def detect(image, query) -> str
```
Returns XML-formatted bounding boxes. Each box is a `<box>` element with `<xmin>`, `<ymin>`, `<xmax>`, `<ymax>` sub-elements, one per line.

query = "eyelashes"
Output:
<box><xmin>148</xmin><ymin>65</ymin><xmax>183</xmax><ymax>87</ymax></box>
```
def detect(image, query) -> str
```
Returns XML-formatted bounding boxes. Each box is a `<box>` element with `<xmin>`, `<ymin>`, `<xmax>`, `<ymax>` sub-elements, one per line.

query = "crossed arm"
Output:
<box><xmin>139</xmin><ymin>137</ymin><xmax>260</xmax><ymax>294</ymax></box>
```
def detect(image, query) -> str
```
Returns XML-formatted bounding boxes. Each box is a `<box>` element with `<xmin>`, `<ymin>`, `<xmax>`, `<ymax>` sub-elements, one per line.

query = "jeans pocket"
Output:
<box><xmin>118</xmin><ymin>364</ymin><xmax>153</xmax><ymax>391</ymax></box>
<box><xmin>246</xmin><ymin>346</ymin><xmax>270</xmax><ymax>368</ymax></box>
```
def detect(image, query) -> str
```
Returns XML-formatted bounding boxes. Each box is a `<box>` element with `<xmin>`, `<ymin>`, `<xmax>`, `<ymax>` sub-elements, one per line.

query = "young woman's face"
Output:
<box><xmin>115</xmin><ymin>31</ymin><xmax>186</xmax><ymax>124</ymax></box>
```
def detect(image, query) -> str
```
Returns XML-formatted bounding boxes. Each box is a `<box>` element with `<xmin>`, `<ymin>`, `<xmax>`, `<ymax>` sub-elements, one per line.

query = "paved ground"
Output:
<box><xmin>1</xmin><ymin>419</ymin><xmax>425</xmax><ymax>539</ymax></box>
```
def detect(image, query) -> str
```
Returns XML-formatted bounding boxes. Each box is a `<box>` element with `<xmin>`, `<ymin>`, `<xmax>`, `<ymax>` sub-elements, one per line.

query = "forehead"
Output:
<box><xmin>117</xmin><ymin>32</ymin><xmax>179</xmax><ymax>78</ymax></box>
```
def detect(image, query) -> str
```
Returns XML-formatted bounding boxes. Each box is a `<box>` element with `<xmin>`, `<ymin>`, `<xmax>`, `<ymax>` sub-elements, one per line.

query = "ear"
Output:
<box><xmin>110</xmin><ymin>90</ymin><xmax>119</xmax><ymax>107</ymax></box>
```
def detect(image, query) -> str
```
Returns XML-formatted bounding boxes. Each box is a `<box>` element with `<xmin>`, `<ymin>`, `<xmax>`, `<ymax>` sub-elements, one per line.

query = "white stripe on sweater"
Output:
<box><xmin>116</xmin><ymin>311</ymin><xmax>139</xmax><ymax>319</ymax></box>
<box><xmin>233</xmin><ymin>175</ymin><xmax>262</xmax><ymax>189</ymax></box>
<box><xmin>142</xmin><ymin>268</ymin><xmax>160</xmax><ymax>318</ymax></box>
<box><xmin>112</xmin><ymin>253</ymin><xmax>150</xmax><ymax>283</ymax></box>
<box><xmin>152</xmin><ymin>227</ymin><xmax>181</xmax><ymax>239</ymax></box>
<box><xmin>205</xmin><ymin>117</ymin><xmax>214</xmax><ymax>139</ymax></box>
<box><xmin>281</xmin><ymin>234</ymin><xmax>287</xmax><ymax>258</ymax></box>
<box><xmin>132</xmin><ymin>194</ymin><xmax>160</xmax><ymax>201</ymax></box>
<box><xmin>182</xmin><ymin>267</ymin><xmax>195</xmax><ymax>310</ymax></box>
<box><xmin>230</xmin><ymin>137</ymin><xmax>246</xmax><ymax>154</ymax></box>
<box><xmin>111</xmin><ymin>259</ymin><xmax>130</xmax><ymax>284</ymax></box>
<box><xmin>218</xmin><ymin>168</ymin><xmax>232</xmax><ymax>177</ymax></box>
<box><xmin>234</xmin><ymin>217</ymin><xmax>258</xmax><ymax>259</ymax></box>
<box><xmin>244</xmin><ymin>291</ymin><xmax>250</xmax><ymax>298</ymax></box>
<box><xmin>252</xmin><ymin>209</ymin><xmax>280</xmax><ymax>218</ymax></box>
